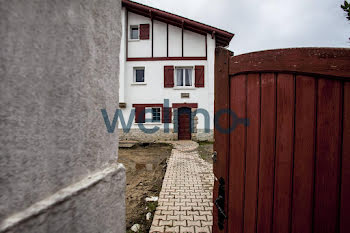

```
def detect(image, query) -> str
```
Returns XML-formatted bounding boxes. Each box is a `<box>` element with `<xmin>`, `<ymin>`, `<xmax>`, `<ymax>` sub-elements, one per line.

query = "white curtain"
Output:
<box><xmin>176</xmin><ymin>69</ymin><xmax>183</xmax><ymax>86</ymax></box>
<box><xmin>185</xmin><ymin>69</ymin><xmax>192</xmax><ymax>86</ymax></box>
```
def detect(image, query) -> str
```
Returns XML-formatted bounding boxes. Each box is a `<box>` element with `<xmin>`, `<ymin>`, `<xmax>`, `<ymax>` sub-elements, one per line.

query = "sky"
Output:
<box><xmin>131</xmin><ymin>0</ymin><xmax>350</xmax><ymax>55</ymax></box>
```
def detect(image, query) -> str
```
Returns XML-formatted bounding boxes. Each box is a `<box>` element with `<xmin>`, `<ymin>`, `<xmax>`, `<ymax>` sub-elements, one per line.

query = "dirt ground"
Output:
<box><xmin>118</xmin><ymin>143</ymin><xmax>172</xmax><ymax>233</ymax></box>
<box><xmin>118</xmin><ymin>141</ymin><xmax>213</xmax><ymax>232</ymax></box>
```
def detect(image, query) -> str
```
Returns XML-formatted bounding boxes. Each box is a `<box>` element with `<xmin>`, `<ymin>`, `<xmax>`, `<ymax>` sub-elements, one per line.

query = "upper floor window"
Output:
<box><xmin>175</xmin><ymin>67</ymin><xmax>193</xmax><ymax>87</ymax></box>
<box><xmin>130</xmin><ymin>25</ymin><xmax>139</xmax><ymax>40</ymax></box>
<box><xmin>133</xmin><ymin>67</ymin><xmax>145</xmax><ymax>83</ymax></box>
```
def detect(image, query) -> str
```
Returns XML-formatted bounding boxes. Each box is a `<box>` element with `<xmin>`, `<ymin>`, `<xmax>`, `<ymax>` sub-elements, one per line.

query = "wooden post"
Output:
<box><xmin>213</xmin><ymin>47</ymin><xmax>233</xmax><ymax>233</ymax></box>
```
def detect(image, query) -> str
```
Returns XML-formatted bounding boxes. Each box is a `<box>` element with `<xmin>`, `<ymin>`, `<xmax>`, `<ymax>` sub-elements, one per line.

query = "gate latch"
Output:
<box><xmin>215</xmin><ymin>177</ymin><xmax>227</xmax><ymax>230</ymax></box>
<box><xmin>212</xmin><ymin>151</ymin><xmax>217</xmax><ymax>163</ymax></box>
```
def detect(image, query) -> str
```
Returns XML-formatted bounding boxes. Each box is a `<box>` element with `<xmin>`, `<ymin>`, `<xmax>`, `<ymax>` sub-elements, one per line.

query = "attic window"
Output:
<box><xmin>130</xmin><ymin>25</ymin><xmax>139</xmax><ymax>40</ymax></box>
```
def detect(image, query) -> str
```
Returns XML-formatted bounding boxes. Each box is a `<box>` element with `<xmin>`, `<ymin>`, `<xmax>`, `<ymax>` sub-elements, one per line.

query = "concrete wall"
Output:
<box><xmin>0</xmin><ymin>0</ymin><xmax>125</xmax><ymax>232</ymax></box>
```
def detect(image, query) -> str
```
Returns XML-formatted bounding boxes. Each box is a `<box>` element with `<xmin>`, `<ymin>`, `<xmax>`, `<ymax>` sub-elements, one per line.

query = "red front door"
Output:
<box><xmin>178</xmin><ymin>107</ymin><xmax>191</xmax><ymax>140</ymax></box>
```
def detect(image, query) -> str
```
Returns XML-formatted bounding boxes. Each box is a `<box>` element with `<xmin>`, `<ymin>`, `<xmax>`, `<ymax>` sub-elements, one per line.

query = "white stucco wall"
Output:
<box><xmin>120</xmin><ymin>34</ymin><xmax>216</xmax><ymax>130</ymax></box>
<box><xmin>183</xmin><ymin>30</ymin><xmax>206</xmax><ymax>57</ymax></box>
<box><xmin>127</xmin><ymin>12</ymin><xmax>152</xmax><ymax>58</ymax></box>
<box><xmin>119</xmin><ymin>7</ymin><xmax>216</xmax><ymax>140</ymax></box>
<box><xmin>153</xmin><ymin>20</ymin><xmax>167</xmax><ymax>57</ymax></box>
<box><xmin>168</xmin><ymin>25</ymin><xmax>182</xmax><ymax>57</ymax></box>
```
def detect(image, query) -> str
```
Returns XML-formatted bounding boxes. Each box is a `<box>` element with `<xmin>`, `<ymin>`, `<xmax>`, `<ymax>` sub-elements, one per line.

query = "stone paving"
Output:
<box><xmin>150</xmin><ymin>141</ymin><xmax>214</xmax><ymax>233</ymax></box>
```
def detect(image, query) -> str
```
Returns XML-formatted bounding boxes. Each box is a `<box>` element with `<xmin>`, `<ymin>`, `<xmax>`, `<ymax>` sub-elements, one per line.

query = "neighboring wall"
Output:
<box><xmin>0</xmin><ymin>0</ymin><xmax>125</xmax><ymax>232</ymax></box>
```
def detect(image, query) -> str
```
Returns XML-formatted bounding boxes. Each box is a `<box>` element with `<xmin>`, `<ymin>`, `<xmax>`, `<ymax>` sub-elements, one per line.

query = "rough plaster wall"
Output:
<box><xmin>4</xmin><ymin>166</ymin><xmax>125</xmax><ymax>233</ymax></box>
<box><xmin>0</xmin><ymin>0</ymin><xmax>121</xmax><ymax>221</ymax></box>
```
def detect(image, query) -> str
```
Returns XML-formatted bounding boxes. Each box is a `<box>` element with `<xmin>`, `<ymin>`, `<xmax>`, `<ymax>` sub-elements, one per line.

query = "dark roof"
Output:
<box><xmin>122</xmin><ymin>0</ymin><xmax>234</xmax><ymax>47</ymax></box>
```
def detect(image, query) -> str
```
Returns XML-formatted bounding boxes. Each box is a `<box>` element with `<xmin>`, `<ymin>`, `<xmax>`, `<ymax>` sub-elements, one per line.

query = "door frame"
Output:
<box><xmin>172</xmin><ymin>103</ymin><xmax>198</xmax><ymax>141</ymax></box>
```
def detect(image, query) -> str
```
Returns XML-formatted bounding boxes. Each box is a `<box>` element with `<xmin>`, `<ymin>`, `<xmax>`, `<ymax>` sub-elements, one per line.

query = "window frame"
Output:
<box><xmin>132</xmin><ymin>67</ymin><xmax>146</xmax><ymax>84</ymax></box>
<box><xmin>129</xmin><ymin>25</ymin><xmax>139</xmax><ymax>40</ymax></box>
<box><xmin>145</xmin><ymin>107</ymin><xmax>162</xmax><ymax>124</ymax></box>
<box><xmin>174</xmin><ymin>66</ymin><xmax>194</xmax><ymax>89</ymax></box>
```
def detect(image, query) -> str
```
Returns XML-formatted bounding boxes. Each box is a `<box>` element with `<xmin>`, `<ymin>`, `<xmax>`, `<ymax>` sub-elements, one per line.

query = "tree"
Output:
<box><xmin>341</xmin><ymin>1</ymin><xmax>350</xmax><ymax>20</ymax></box>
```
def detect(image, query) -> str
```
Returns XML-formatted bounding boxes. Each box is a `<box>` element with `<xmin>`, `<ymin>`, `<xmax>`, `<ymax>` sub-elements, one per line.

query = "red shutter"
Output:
<box><xmin>164</xmin><ymin>66</ymin><xmax>174</xmax><ymax>88</ymax></box>
<box><xmin>195</xmin><ymin>65</ymin><xmax>205</xmax><ymax>87</ymax></box>
<box><xmin>162</xmin><ymin>107</ymin><xmax>172</xmax><ymax>123</ymax></box>
<box><xmin>139</xmin><ymin>24</ymin><xmax>150</xmax><ymax>40</ymax></box>
<box><xmin>135</xmin><ymin>107</ymin><xmax>145</xmax><ymax>123</ymax></box>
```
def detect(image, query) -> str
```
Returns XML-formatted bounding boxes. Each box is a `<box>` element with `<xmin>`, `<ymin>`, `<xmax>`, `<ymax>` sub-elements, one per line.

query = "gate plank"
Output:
<box><xmin>214</xmin><ymin>47</ymin><xmax>232</xmax><ymax>233</ymax></box>
<box><xmin>243</xmin><ymin>73</ymin><xmax>261</xmax><ymax>233</ymax></box>
<box><xmin>257</xmin><ymin>73</ymin><xmax>276</xmax><ymax>233</ymax></box>
<box><xmin>340</xmin><ymin>82</ymin><xmax>350</xmax><ymax>233</ymax></box>
<box><xmin>314</xmin><ymin>78</ymin><xmax>342</xmax><ymax>233</ymax></box>
<box><xmin>273</xmin><ymin>74</ymin><xmax>295</xmax><ymax>233</ymax></box>
<box><xmin>228</xmin><ymin>74</ymin><xmax>247</xmax><ymax>233</ymax></box>
<box><xmin>291</xmin><ymin>76</ymin><xmax>316</xmax><ymax>233</ymax></box>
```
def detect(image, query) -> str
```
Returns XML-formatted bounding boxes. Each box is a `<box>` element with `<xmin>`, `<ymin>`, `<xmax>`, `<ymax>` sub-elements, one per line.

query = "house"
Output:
<box><xmin>118</xmin><ymin>0</ymin><xmax>234</xmax><ymax>141</ymax></box>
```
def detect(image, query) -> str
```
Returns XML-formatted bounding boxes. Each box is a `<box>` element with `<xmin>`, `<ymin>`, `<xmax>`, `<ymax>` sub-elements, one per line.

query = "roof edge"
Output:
<box><xmin>122</xmin><ymin>0</ymin><xmax>234</xmax><ymax>47</ymax></box>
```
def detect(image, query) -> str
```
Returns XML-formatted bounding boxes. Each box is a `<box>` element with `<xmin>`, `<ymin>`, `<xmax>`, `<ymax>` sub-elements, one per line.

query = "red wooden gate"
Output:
<box><xmin>213</xmin><ymin>47</ymin><xmax>350</xmax><ymax>233</ymax></box>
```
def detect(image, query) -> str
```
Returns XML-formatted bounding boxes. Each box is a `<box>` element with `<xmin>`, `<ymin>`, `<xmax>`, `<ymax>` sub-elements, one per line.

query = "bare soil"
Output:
<box><xmin>118</xmin><ymin>143</ymin><xmax>172</xmax><ymax>233</ymax></box>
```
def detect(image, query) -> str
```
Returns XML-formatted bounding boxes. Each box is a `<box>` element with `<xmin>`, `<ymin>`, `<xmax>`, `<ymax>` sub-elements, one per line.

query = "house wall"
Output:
<box><xmin>126</xmin><ymin>11</ymin><xmax>207</xmax><ymax>58</ymax></box>
<box><xmin>153</xmin><ymin>20</ymin><xmax>167</xmax><ymax>57</ymax></box>
<box><xmin>168</xmin><ymin>25</ymin><xmax>183</xmax><ymax>57</ymax></box>
<box><xmin>183</xmin><ymin>30</ymin><xmax>206</xmax><ymax>57</ymax></box>
<box><xmin>128</xmin><ymin>12</ymin><xmax>152</xmax><ymax>58</ymax></box>
<box><xmin>0</xmin><ymin>0</ymin><xmax>125</xmax><ymax>232</ymax></box>
<box><xmin>119</xmin><ymin>7</ymin><xmax>215</xmax><ymax>142</ymax></box>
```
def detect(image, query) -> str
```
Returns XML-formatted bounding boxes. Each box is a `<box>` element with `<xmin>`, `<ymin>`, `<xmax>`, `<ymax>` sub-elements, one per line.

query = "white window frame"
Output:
<box><xmin>174</xmin><ymin>66</ymin><xmax>194</xmax><ymax>89</ymax></box>
<box><xmin>132</xmin><ymin>67</ymin><xmax>146</xmax><ymax>85</ymax></box>
<box><xmin>129</xmin><ymin>25</ymin><xmax>139</xmax><ymax>40</ymax></box>
<box><xmin>145</xmin><ymin>107</ymin><xmax>162</xmax><ymax>124</ymax></box>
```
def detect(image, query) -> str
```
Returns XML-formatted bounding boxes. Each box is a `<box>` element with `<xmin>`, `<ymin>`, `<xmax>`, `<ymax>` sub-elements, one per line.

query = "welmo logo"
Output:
<box><xmin>101</xmin><ymin>99</ymin><xmax>249</xmax><ymax>134</ymax></box>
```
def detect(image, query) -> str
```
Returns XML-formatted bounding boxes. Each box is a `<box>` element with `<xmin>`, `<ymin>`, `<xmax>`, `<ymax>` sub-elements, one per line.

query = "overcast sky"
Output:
<box><xmin>132</xmin><ymin>0</ymin><xmax>350</xmax><ymax>55</ymax></box>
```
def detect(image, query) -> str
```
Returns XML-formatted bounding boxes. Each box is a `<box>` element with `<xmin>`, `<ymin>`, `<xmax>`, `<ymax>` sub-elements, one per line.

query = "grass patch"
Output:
<box><xmin>197</xmin><ymin>142</ymin><xmax>214</xmax><ymax>163</ymax></box>
<box><xmin>198</xmin><ymin>140</ymin><xmax>214</xmax><ymax>146</ymax></box>
<box><xmin>147</xmin><ymin>201</ymin><xmax>158</xmax><ymax>212</ymax></box>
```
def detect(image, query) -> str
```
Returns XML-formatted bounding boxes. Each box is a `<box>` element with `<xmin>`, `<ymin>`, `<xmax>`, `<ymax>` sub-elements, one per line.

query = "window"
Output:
<box><xmin>151</xmin><ymin>108</ymin><xmax>161</xmax><ymax>123</ymax></box>
<box><xmin>145</xmin><ymin>107</ymin><xmax>161</xmax><ymax>123</ymax></box>
<box><xmin>133</xmin><ymin>67</ymin><xmax>145</xmax><ymax>83</ymax></box>
<box><xmin>130</xmin><ymin>25</ymin><xmax>139</xmax><ymax>40</ymax></box>
<box><xmin>175</xmin><ymin>67</ymin><xmax>193</xmax><ymax>87</ymax></box>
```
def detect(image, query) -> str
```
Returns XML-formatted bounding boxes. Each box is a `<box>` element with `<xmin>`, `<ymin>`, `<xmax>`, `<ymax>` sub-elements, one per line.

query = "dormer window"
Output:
<box><xmin>130</xmin><ymin>25</ymin><xmax>139</xmax><ymax>40</ymax></box>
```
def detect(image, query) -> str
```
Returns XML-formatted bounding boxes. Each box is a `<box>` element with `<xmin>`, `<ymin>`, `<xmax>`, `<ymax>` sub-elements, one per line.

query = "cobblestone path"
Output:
<box><xmin>150</xmin><ymin>141</ymin><xmax>214</xmax><ymax>233</ymax></box>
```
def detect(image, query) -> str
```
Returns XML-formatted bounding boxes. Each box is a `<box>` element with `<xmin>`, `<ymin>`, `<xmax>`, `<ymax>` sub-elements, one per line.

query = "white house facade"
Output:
<box><xmin>118</xmin><ymin>0</ymin><xmax>234</xmax><ymax>142</ymax></box>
